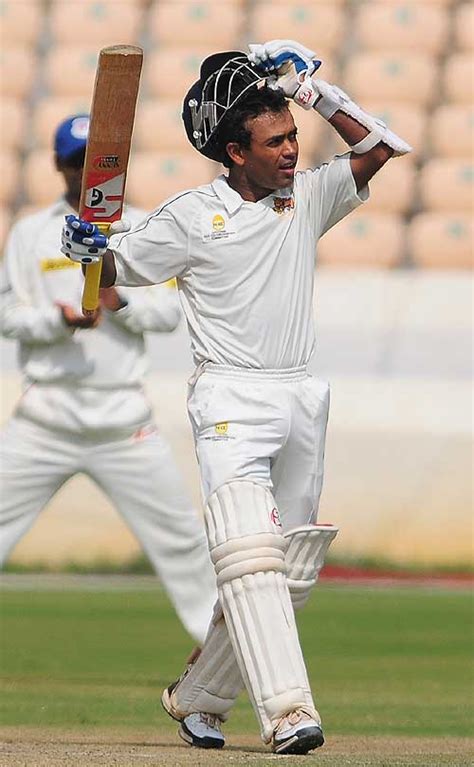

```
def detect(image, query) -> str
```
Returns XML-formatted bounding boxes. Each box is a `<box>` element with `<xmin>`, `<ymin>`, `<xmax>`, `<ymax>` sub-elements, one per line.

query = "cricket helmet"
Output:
<box><xmin>182</xmin><ymin>51</ymin><xmax>268</xmax><ymax>161</ymax></box>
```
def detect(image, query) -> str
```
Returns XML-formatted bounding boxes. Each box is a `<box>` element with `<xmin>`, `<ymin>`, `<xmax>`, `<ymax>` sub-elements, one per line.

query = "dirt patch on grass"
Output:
<box><xmin>0</xmin><ymin>729</ymin><xmax>472</xmax><ymax>767</ymax></box>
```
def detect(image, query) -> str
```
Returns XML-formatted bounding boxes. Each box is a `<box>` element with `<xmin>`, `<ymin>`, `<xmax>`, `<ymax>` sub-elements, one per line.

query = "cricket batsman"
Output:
<box><xmin>60</xmin><ymin>40</ymin><xmax>411</xmax><ymax>754</ymax></box>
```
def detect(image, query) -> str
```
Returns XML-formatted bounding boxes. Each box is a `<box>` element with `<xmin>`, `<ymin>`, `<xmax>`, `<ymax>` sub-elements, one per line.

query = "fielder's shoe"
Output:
<box><xmin>161</xmin><ymin>676</ymin><xmax>225</xmax><ymax>750</ymax></box>
<box><xmin>272</xmin><ymin>709</ymin><xmax>324</xmax><ymax>755</ymax></box>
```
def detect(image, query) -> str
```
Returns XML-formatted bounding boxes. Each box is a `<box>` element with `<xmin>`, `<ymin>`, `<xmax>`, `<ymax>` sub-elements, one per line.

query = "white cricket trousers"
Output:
<box><xmin>187</xmin><ymin>365</ymin><xmax>330</xmax><ymax>530</ymax></box>
<box><xmin>0</xmin><ymin>414</ymin><xmax>217</xmax><ymax>644</ymax></box>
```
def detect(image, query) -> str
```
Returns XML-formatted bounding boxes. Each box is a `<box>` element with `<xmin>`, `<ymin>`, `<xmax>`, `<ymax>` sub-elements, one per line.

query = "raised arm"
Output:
<box><xmin>248</xmin><ymin>40</ymin><xmax>411</xmax><ymax>190</ymax></box>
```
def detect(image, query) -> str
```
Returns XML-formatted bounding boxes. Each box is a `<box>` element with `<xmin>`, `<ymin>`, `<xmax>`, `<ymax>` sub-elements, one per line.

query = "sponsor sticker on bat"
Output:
<box><xmin>93</xmin><ymin>155</ymin><xmax>120</xmax><ymax>170</ymax></box>
<box><xmin>84</xmin><ymin>172</ymin><xmax>126</xmax><ymax>220</ymax></box>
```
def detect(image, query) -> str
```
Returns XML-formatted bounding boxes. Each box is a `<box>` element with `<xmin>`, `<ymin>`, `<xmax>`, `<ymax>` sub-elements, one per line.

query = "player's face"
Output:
<box><xmin>60</xmin><ymin>165</ymin><xmax>83</xmax><ymax>202</ymax></box>
<box><xmin>240</xmin><ymin>108</ymin><xmax>299</xmax><ymax>192</ymax></box>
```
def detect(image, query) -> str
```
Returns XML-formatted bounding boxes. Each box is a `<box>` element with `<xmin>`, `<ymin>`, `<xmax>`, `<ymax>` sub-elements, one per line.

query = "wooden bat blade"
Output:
<box><xmin>80</xmin><ymin>45</ymin><xmax>142</xmax><ymax>313</ymax></box>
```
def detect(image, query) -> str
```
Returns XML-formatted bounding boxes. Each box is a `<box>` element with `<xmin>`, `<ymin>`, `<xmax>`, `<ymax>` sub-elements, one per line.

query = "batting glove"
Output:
<box><xmin>61</xmin><ymin>215</ymin><xmax>109</xmax><ymax>264</ymax></box>
<box><xmin>248</xmin><ymin>40</ymin><xmax>322</xmax><ymax>110</ymax></box>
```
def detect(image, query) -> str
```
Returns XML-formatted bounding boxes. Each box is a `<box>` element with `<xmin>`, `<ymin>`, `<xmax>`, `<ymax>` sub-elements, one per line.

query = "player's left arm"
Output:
<box><xmin>249</xmin><ymin>40</ymin><xmax>412</xmax><ymax>191</ymax></box>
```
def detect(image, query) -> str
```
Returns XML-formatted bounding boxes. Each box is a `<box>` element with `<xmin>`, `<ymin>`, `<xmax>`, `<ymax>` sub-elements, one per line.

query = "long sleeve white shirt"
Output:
<box><xmin>0</xmin><ymin>200</ymin><xmax>181</xmax><ymax>432</ymax></box>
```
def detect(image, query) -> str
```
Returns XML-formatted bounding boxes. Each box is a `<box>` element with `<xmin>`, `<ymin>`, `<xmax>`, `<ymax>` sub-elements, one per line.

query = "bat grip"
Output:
<box><xmin>81</xmin><ymin>222</ymin><xmax>110</xmax><ymax>315</ymax></box>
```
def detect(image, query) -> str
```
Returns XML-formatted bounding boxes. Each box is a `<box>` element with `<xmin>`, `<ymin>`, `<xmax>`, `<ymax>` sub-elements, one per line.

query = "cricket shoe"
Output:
<box><xmin>161</xmin><ymin>675</ymin><xmax>225</xmax><ymax>750</ymax></box>
<box><xmin>272</xmin><ymin>709</ymin><xmax>324</xmax><ymax>755</ymax></box>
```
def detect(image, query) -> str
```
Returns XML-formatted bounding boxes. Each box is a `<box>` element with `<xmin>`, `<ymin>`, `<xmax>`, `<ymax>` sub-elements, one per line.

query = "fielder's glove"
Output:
<box><xmin>61</xmin><ymin>216</ymin><xmax>130</xmax><ymax>264</ymax></box>
<box><xmin>248</xmin><ymin>40</ymin><xmax>322</xmax><ymax>108</ymax></box>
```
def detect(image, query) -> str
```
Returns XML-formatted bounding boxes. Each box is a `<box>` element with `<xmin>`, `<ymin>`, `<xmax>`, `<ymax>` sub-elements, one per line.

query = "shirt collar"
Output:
<box><xmin>211</xmin><ymin>174</ymin><xmax>294</xmax><ymax>214</ymax></box>
<box><xmin>211</xmin><ymin>175</ymin><xmax>245</xmax><ymax>215</ymax></box>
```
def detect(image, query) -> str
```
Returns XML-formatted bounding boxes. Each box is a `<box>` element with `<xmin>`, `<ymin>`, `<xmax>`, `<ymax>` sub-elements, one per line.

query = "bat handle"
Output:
<box><xmin>81</xmin><ymin>222</ymin><xmax>110</xmax><ymax>315</ymax></box>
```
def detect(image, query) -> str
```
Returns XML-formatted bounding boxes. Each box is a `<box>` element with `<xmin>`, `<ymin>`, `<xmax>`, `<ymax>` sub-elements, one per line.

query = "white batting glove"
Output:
<box><xmin>248</xmin><ymin>40</ymin><xmax>321</xmax><ymax>108</ymax></box>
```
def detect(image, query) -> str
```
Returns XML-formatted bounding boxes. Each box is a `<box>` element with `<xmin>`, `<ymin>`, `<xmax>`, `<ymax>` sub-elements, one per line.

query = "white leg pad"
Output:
<box><xmin>206</xmin><ymin>481</ymin><xmax>317</xmax><ymax>743</ymax></box>
<box><xmin>172</xmin><ymin>520</ymin><xmax>337</xmax><ymax>731</ymax></box>
<box><xmin>284</xmin><ymin>524</ymin><xmax>339</xmax><ymax>610</ymax></box>
<box><xmin>171</xmin><ymin>610</ymin><xmax>244</xmax><ymax>719</ymax></box>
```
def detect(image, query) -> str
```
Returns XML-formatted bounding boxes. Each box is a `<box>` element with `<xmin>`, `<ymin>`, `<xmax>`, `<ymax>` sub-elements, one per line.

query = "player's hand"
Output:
<box><xmin>61</xmin><ymin>215</ymin><xmax>109</xmax><ymax>265</ymax></box>
<box><xmin>99</xmin><ymin>287</ymin><xmax>128</xmax><ymax>312</ymax></box>
<box><xmin>248</xmin><ymin>39</ymin><xmax>321</xmax><ymax>82</ymax></box>
<box><xmin>57</xmin><ymin>302</ymin><xmax>101</xmax><ymax>329</ymax></box>
<box><xmin>248</xmin><ymin>40</ymin><xmax>321</xmax><ymax>108</ymax></box>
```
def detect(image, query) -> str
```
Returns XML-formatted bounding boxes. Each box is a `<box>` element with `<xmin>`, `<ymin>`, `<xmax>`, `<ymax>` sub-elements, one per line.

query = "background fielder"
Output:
<box><xmin>61</xmin><ymin>40</ymin><xmax>411</xmax><ymax>755</ymax></box>
<box><xmin>0</xmin><ymin>115</ymin><xmax>217</xmax><ymax>645</ymax></box>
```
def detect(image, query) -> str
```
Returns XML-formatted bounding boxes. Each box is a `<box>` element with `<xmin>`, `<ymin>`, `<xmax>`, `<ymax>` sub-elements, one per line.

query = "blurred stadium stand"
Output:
<box><xmin>0</xmin><ymin>0</ymin><xmax>472</xmax><ymax>568</ymax></box>
<box><xmin>0</xmin><ymin>0</ymin><xmax>471</xmax><ymax>268</ymax></box>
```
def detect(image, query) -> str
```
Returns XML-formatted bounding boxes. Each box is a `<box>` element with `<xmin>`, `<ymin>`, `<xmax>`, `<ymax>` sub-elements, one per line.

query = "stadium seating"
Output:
<box><xmin>49</xmin><ymin>1</ymin><xmax>142</xmax><ymax>45</ymax></box>
<box><xmin>317</xmin><ymin>211</ymin><xmax>405</xmax><ymax>268</ymax></box>
<box><xmin>43</xmin><ymin>47</ymin><xmax>100</xmax><ymax>97</ymax></box>
<box><xmin>148</xmin><ymin>2</ymin><xmax>244</xmax><ymax>47</ymax></box>
<box><xmin>0</xmin><ymin>48</ymin><xmax>36</xmax><ymax>98</ymax></box>
<box><xmin>354</xmin><ymin>3</ymin><xmax>449</xmax><ymax>55</ymax></box>
<box><xmin>0</xmin><ymin>99</ymin><xmax>27</xmax><ymax>151</ymax></box>
<box><xmin>430</xmin><ymin>105</ymin><xmax>473</xmax><ymax>158</ymax></box>
<box><xmin>419</xmin><ymin>160</ymin><xmax>473</xmax><ymax>212</ymax></box>
<box><xmin>408</xmin><ymin>213</ymin><xmax>473</xmax><ymax>269</ymax></box>
<box><xmin>442</xmin><ymin>53</ymin><xmax>474</xmax><ymax>104</ymax></box>
<box><xmin>454</xmin><ymin>3</ymin><xmax>474</xmax><ymax>50</ymax></box>
<box><xmin>0</xmin><ymin>0</ymin><xmax>43</xmax><ymax>43</ymax></box>
<box><xmin>144</xmin><ymin>47</ymin><xmax>215</xmax><ymax>99</ymax></box>
<box><xmin>249</xmin><ymin>4</ymin><xmax>346</xmax><ymax>54</ymax></box>
<box><xmin>126</xmin><ymin>151</ymin><xmax>216</xmax><ymax>209</ymax></box>
<box><xmin>364</xmin><ymin>161</ymin><xmax>417</xmax><ymax>214</ymax></box>
<box><xmin>134</xmin><ymin>100</ymin><xmax>189</xmax><ymax>152</ymax></box>
<box><xmin>0</xmin><ymin>0</ymin><xmax>471</xmax><ymax>274</ymax></box>
<box><xmin>344</xmin><ymin>52</ymin><xmax>438</xmax><ymax>106</ymax></box>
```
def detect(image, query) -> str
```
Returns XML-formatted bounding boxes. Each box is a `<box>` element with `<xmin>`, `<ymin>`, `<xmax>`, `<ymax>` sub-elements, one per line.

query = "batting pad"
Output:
<box><xmin>170</xmin><ymin>603</ymin><xmax>244</xmax><ymax>719</ymax></box>
<box><xmin>205</xmin><ymin>480</ymin><xmax>318</xmax><ymax>743</ymax></box>
<box><xmin>284</xmin><ymin>524</ymin><xmax>339</xmax><ymax>610</ymax></box>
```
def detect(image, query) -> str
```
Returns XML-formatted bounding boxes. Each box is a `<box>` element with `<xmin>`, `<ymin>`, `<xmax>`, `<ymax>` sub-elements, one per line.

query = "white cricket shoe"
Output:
<box><xmin>272</xmin><ymin>709</ymin><xmax>324</xmax><ymax>755</ymax></box>
<box><xmin>179</xmin><ymin>712</ymin><xmax>225</xmax><ymax>749</ymax></box>
<box><xmin>161</xmin><ymin>673</ymin><xmax>225</xmax><ymax>750</ymax></box>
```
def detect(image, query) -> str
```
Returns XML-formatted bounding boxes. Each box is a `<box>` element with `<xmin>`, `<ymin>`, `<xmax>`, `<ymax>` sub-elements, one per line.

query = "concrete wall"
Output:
<box><xmin>1</xmin><ymin>269</ymin><xmax>472</xmax><ymax>568</ymax></box>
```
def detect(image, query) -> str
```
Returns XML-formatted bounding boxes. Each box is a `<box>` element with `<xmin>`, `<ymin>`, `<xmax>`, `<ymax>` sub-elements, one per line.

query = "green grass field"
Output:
<box><xmin>0</xmin><ymin>579</ymin><xmax>473</xmax><ymax>766</ymax></box>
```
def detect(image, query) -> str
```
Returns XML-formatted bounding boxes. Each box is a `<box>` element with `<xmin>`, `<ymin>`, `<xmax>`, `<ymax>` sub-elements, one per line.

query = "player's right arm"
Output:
<box><xmin>61</xmin><ymin>202</ymin><xmax>190</xmax><ymax>291</ymax></box>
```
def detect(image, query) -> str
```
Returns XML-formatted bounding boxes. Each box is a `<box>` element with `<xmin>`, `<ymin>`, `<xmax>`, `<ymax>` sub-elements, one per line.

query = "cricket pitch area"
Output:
<box><xmin>1</xmin><ymin>576</ymin><xmax>472</xmax><ymax>767</ymax></box>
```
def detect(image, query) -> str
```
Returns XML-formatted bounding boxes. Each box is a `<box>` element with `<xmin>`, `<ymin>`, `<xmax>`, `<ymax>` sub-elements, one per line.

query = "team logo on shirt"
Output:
<box><xmin>215</xmin><ymin>421</ymin><xmax>228</xmax><ymax>435</ymax></box>
<box><xmin>202</xmin><ymin>213</ymin><xmax>237</xmax><ymax>242</ymax></box>
<box><xmin>212</xmin><ymin>215</ymin><xmax>225</xmax><ymax>232</ymax></box>
<box><xmin>272</xmin><ymin>196</ymin><xmax>295</xmax><ymax>215</ymax></box>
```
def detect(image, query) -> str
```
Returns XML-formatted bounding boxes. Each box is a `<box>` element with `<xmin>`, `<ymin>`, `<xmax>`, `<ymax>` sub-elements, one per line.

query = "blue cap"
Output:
<box><xmin>54</xmin><ymin>114</ymin><xmax>90</xmax><ymax>161</ymax></box>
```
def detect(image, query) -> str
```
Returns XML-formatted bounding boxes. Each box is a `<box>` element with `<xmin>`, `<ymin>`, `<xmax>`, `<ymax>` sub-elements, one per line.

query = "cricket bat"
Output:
<box><xmin>80</xmin><ymin>45</ymin><xmax>143</xmax><ymax>314</ymax></box>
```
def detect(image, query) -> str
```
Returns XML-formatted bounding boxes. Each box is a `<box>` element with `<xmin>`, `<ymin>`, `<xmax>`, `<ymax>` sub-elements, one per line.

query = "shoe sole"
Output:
<box><xmin>273</xmin><ymin>726</ymin><xmax>324</xmax><ymax>755</ymax></box>
<box><xmin>179</xmin><ymin>722</ymin><xmax>225</xmax><ymax>750</ymax></box>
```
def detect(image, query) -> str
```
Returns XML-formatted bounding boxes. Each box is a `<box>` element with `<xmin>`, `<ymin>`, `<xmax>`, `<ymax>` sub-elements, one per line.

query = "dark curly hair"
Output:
<box><xmin>214</xmin><ymin>86</ymin><xmax>289</xmax><ymax>168</ymax></box>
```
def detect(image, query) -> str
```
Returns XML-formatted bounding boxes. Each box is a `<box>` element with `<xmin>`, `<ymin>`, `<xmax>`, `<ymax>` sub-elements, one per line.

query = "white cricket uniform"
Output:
<box><xmin>112</xmin><ymin>155</ymin><xmax>368</xmax><ymax>527</ymax></box>
<box><xmin>0</xmin><ymin>198</ymin><xmax>218</xmax><ymax>644</ymax></box>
